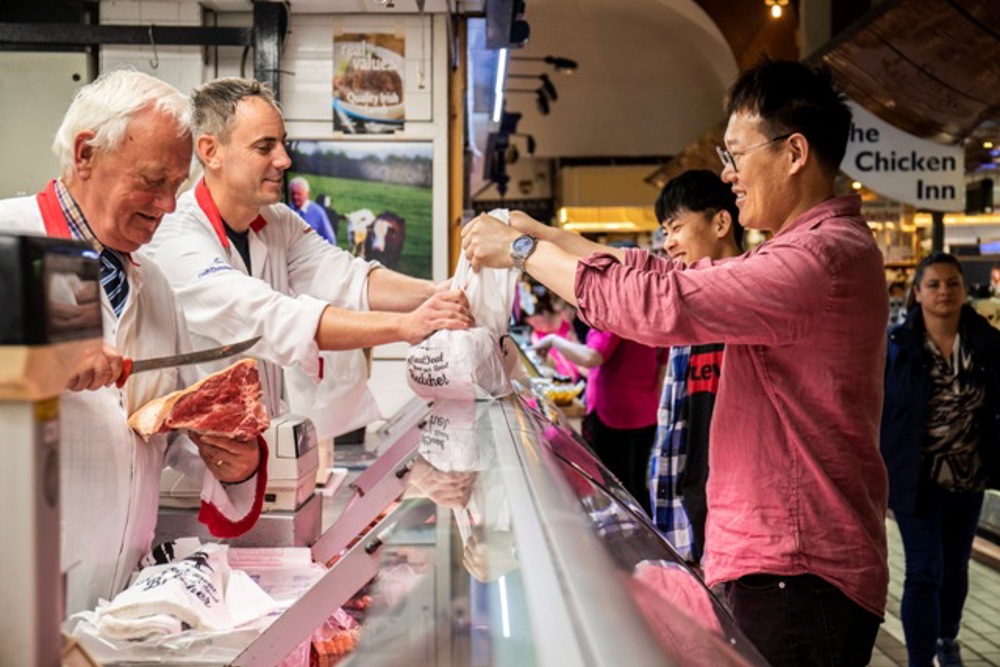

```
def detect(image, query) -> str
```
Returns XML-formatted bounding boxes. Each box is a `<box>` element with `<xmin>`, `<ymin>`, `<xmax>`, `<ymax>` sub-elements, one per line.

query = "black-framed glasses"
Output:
<box><xmin>716</xmin><ymin>133</ymin><xmax>793</xmax><ymax>173</ymax></box>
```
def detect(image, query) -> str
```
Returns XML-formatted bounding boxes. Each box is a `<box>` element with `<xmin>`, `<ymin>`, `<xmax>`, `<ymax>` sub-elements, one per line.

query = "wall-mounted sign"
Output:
<box><xmin>842</xmin><ymin>101</ymin><xmax>964</xmax><ymax>212</ymax></box>
<box><xmin>333</xmin><ymin>32</ymin><xmax>406</xmax><ymax>135</ymax></box>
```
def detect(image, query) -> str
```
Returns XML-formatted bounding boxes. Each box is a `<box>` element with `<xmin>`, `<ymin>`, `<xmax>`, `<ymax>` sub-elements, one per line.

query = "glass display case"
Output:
<box><xmin>76</xmin><ymin>384</ymin><xmax>765</xmax><ymax>666</ymax></box>
<box><xmin>229</xmin><ymin>385</ymin><xmax>767</xmax><ymax>667</ymax></box>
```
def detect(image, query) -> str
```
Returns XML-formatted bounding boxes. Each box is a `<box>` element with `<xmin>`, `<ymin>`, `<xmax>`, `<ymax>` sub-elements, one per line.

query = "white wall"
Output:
<box><xmin>0</xmin><ymin>52</ymin><xmax>90</xmax><ymax>197</ymax></box>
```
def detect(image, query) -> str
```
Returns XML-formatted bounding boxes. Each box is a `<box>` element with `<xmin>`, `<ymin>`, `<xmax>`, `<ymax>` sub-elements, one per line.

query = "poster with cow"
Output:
<box><xmin>286</xmin><ymin>140</ymin><xmax>433</xmax><ymax>280</ymax></box>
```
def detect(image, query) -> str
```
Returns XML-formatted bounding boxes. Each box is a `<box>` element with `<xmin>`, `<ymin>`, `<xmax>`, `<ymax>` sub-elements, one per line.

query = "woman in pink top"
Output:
<box><xmin>525</xmin><ymin>282</ymin><xmax>582</xmax><ymax>381</ymax></box>
<box><xmin>535</xmin><ymin>327</ymin><xmax>664</xmax><ymax>503</ymax></box>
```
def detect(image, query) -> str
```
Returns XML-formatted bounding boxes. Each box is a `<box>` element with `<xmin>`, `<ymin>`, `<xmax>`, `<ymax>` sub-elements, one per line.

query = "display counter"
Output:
<box><xmin>84</xmin><ymin>384</ymin><xmax>766</xmax><ymax>666</ymax></box>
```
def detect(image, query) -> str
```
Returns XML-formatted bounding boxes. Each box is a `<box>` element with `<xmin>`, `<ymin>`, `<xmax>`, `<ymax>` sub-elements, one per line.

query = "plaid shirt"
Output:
<box><xmin>54</xmin><ymin>179</ymin><xmax>103</xmax><ymax>251</ymax></box>
<box><xmin>649</xmin><ymin>345</ymin><xmax>695</xmax><ymax>561</ymax></box>
<box><xmin>54</xmin><ymin>179</ymin><xmax>131</xmax><ymax>315</ymax></box>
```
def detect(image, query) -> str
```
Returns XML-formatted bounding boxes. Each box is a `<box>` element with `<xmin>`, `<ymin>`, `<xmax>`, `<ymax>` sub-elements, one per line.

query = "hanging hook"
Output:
<box><xmin>148</xmin><ymin>25</ymin><xmax>159</xmax><ymax>70</ymax></box>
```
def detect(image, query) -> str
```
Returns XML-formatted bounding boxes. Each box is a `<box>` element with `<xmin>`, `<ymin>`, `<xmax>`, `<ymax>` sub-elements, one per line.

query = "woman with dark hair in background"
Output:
<box><xmin>881</xmin><ymin>252</ymin><xmax>1000</xmax><ymax>667</ymax></box>
<box><xmin>525</xmin><ymin>282</ymin><xmax>582</xmax><ymax>382</ymax></box>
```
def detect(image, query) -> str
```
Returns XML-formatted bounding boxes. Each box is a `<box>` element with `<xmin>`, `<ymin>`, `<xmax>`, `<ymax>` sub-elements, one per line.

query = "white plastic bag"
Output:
<box><xmin>406</xmin><ymin>209</ymin><xmax>524</xmax><ymax>401</ymax></box>
<box><xmin>70</xmin><ymin>543</ymin><xmax>281</xmax><ymax>664</ymax></box>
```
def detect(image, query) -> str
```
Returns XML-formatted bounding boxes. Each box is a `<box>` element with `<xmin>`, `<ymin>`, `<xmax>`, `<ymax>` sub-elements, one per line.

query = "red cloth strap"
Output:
<box><xmin>194</xmin><ymin>178</ymin><xmax>269</xmax><ymax>248</ymax></box>
<box><xmin>37</xmin><ymin>181</ymin><xmax>136</xmax><ymax>264</ymax></box>
<box><xmin>198</xmin><ymin>434</ymin><xmax>269</xmax><ymax>538</ymax></box>
<box><xmin>36</xmin><ymin>180</ymin><xmax>72</xmax><ymax>239</ymax></box>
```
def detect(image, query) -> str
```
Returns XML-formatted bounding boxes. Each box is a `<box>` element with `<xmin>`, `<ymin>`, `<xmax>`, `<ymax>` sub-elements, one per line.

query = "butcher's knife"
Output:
<box><xmin>116</xmin><ymin>336</ymin><xmax>262</xmax><ymax>387</ymax></box>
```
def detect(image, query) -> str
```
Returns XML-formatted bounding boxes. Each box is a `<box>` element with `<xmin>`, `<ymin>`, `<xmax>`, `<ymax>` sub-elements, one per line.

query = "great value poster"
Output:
<box><xmin>333</xmin><ymin>31</ymin><xmax>406</xmax><ymax>135</ymax></box>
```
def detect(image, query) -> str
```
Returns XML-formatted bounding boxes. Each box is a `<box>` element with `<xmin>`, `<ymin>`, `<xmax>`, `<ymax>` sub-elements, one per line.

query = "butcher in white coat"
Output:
<box><xmin>145</xmin><ymin>78</ymin><xmax>473</xmax><ymax>437</ymax></box>
<box><xmin>0</xmin><ymin>70</ymin><xmax>265</xmax><ymax>615</ymax></box>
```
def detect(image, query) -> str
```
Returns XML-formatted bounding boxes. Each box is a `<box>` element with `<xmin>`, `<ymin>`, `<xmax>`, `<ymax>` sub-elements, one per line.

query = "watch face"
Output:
<box><xmin>513</xmin><ymin>235</ymin><xmax>535</xmax><ymax>255</ymax></box>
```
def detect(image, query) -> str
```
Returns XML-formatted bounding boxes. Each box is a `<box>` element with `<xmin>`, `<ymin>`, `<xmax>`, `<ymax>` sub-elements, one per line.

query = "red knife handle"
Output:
<box><xmin>117</xmin><ymin>358</ymin><xmax>133</xmax><ymax>388</ymax></box>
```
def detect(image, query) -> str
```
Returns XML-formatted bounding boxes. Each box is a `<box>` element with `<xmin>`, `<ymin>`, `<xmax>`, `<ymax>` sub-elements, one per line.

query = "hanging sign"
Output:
<box><xmin>842</xmin><ymin>101</ymin><xmax>964</xmax><ymax>212</ymax></box>
<box><xmin>333</xmin><ymin>32</ymin><xmax>406</xmax><ymax>135</ymax></box>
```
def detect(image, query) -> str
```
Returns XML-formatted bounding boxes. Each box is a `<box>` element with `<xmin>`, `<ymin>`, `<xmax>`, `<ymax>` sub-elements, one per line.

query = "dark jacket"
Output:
<box><xmin>880</xmin><ymin>304</ymin><xmax>1000</xmax><ymax>513</ymax></box>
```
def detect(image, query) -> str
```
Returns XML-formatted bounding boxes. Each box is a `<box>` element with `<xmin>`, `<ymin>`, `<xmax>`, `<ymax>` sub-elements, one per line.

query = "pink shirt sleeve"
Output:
<box><xmin>574</xmin><ymin>244</ymin><xmax>830</xmax><ymax>349</ymax></box>
<box><xmin>585</xmin><ymin>328</ymin><xmax>620</xmax><ymax>362</ymax></box>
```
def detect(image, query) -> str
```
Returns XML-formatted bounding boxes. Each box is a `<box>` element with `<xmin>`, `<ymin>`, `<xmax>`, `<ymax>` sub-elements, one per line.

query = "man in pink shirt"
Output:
<box><xmin>462</xmin><ymin>59</ymin><xmax>888</xmax><ymax>667</ymax></box>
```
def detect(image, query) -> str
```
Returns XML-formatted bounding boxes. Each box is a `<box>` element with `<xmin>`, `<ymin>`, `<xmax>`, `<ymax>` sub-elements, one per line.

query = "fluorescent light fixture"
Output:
<box><xmin>557</xmin><ymin>206</ymin><xmax>660</xmax><ymax>233</ymax></box>
<box><xmin>498</xmin><ymin>575</ymin><xmax>511</xmax><ymax>638</ymax></box>
<box><xmin>563</xmin><ymin>221</ymin><xmax>641</xmax><ymax>232</ymax></box>
<box><xmin>493</xmin><ymin>48</ymin><xmax>509</xmax><ymax>124</ymax></box>
<box><xmin>913</xmin><ymin>212</ymin><xmax>1000</xmax><ymax>226</ymax></box>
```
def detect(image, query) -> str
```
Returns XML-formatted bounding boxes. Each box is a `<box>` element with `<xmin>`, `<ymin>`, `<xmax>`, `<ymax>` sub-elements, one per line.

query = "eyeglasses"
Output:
<box><xmin>716</xmin><ymin>133</ymin><xmax>793</xmax><ymax>173</ymax></box>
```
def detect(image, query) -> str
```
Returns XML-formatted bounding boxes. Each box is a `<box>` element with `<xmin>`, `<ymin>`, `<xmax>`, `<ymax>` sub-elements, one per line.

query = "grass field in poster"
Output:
<box><xmin>287</xmin><ymin>140</ymin><xmax>433</xmax><ymax>280</ymax></box>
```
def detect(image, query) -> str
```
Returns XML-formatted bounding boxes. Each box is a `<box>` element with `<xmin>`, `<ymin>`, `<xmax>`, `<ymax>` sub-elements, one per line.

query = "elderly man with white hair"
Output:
<box><xmin>0</xmin><ymin>69</ymin><xmax>265</xmax><ymax>615</ymax></box>
<box><xmin>288</xmin><ymin>175</ymin><xmax>336</xmax><ymax>245</ymax></box>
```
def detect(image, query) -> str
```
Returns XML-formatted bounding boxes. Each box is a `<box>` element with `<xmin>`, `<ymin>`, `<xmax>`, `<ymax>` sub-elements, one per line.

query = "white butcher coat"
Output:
<box><xmin>145</xmin><ymin>181</ymin><xmax>382</xmax><ymax>440</ymax></box>
<box><xmin>0</xmin><ymin>188</ymin><xmax>263</xmax><ymax>615</ymax></box>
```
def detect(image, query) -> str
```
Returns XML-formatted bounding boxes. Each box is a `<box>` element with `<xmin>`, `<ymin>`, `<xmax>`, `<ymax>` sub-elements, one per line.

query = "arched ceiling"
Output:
<box><xmin>504</xmin><ymin>0</ymin><xmax>741</xmax><ymax>158</ymax></box>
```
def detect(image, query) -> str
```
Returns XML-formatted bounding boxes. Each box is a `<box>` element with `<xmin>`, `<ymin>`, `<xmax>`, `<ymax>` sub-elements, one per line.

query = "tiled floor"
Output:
<box><xmin>868</xmin><ymin>520</ymin><xmax>1000</xmax><ymax>667</ymax></box>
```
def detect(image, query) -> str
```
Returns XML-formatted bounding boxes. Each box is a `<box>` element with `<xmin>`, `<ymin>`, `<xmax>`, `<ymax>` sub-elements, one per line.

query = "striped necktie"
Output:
<box><xmin>99</xmin><ymin>249</ymin><xmax>129</xmax><ymax>317</ymax></box>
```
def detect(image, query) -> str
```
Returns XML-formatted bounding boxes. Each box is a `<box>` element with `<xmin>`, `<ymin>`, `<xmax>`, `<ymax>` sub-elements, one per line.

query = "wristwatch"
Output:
<box><xmin>510</xmin><ymin>234</ymin><xmax>538</xmax><ymax>271</ymax></box>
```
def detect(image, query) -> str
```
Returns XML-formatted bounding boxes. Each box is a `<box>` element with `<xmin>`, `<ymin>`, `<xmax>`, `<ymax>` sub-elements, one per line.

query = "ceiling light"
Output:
<box><xmin>506</xmin><ymin>88</ymin><xmax>551</xmax><ymax>115</ymax></box>
<box><xmin>985</xmin><ymin>141</ymin><xmax>995</xmax><ymax>149</ymax></box>
<box><xmin>508</xmin><ymin>73</ymin><xmax>558</xmax><ymax>100</ymax></box>
<box><xmin>764</xmin><ymin>0</ymin><xmax>789</xmax><ymax>19</ymax></box>
<box><xmin>492</xmin><ymin>48</ymin><xmax>509</xmax><ymax>124</ymax></box>
<box><xmin>511</xmin><ymin>55</ymin><xmax>578</xmax><ymax>74</ymax></box>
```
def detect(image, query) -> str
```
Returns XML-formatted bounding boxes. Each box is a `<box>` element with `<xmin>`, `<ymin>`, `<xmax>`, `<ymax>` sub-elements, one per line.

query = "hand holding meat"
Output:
<box><xmin>129</xmin><ymin>359</ymin><xmax>270</xmax><ymax>442</ymax></box>
<box><xmin>461</xmin><ymin>214</ymin><xmax>520</xmax><ymax>271</ymax></box>
<box><xmin>67</xmin><ymin>343</ymin><xmax>124</xmax><ymax>391</ymax></box>
<box><xmin>400</xmin><ymin>289</ymin><xmax>474</xmax><ymax>344</ymax></box>
<box><xmin>191</xmin><ymin>432</ymin><xmax>261</xmax><ymax>484</ymax></box>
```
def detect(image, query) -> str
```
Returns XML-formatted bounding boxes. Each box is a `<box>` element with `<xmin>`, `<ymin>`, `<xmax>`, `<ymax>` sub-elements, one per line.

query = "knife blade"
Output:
<box><xmin>116</xmin><ymin>336</ymin><xmax>261</xmax><ymax>387</ymax></box>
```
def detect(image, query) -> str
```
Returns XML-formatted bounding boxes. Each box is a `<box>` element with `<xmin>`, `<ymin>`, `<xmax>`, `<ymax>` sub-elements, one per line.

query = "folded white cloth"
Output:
<box><xmin>95</xmin><ymin>612</ymin><xmax>183</xmax><ymax>641</ymax></box>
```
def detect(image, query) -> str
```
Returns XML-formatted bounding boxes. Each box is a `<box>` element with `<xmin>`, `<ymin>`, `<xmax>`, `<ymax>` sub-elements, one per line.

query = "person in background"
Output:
<box><xmin>881</xmin><ymin>252</ymin><xmax>1000</xmax><ymax>667</ymax></box>
<box><xmin>0</xmin><ymin>69</ymin><xmax>265</xmax><ymax>615</ymax></box>
<box><xmin>524</xmin><ymin>281</ymin><xmax>582</xmax><ymax>381</ymax></box>
<box><xmin>649</xmin><ymin>169</ymin><xmax>743</xmax><ymax>566</ymax></box>
<box><xmin>146</xmin><ymin>78</ymin><xmax>472</xmax><ymax>433</ymax></box>
<box><xmin>288</xmin><ymin>175</ymin><xmax>337</xmax><ymax>245</ymax></box>
<box><xmin>462</xmin><ymin>58</ymin><xmax>889</xmax><ymax>666</ymax></box>
<box><xmin>533</xmin><ymin>301</ymin><xmax>664</xmax><ymax>505</ymax></box>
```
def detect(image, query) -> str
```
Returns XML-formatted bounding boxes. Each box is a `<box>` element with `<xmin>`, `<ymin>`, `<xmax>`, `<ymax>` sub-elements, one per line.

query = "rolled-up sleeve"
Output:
<box><xmin>575</xmin><ymin>242</ymin><xmax>829</xmax><ymax>349</ymax></box>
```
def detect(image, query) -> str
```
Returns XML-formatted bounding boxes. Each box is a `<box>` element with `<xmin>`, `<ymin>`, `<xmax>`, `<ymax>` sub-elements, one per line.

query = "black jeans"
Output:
<box><xmin>725</xmin><ymin>573</ymin><xmax>881</xmax><ymax>667</ymax></box>
<box><xmin>582</xmin><ymin>411</ymin><xmax>656</xmax><ymax>506</ymax></box>
<box><xmin>894</xmin><ymin>487</ymin><xmax>984</xmax><ymax>667</ymax></box>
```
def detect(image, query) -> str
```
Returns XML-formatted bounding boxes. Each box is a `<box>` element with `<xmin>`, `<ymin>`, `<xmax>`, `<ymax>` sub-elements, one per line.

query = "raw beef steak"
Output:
<box><xmin>129</xmin><ymin>359</ymin><xmax>269</xmax><ymax>441</ymax></box>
